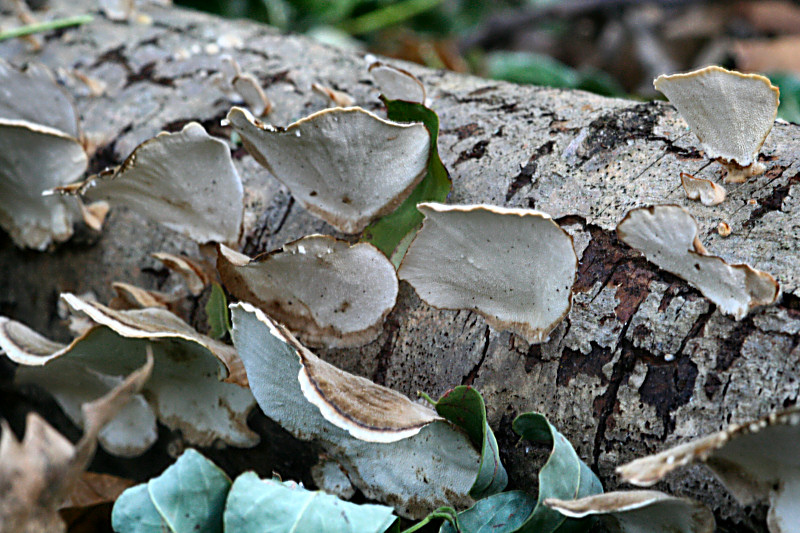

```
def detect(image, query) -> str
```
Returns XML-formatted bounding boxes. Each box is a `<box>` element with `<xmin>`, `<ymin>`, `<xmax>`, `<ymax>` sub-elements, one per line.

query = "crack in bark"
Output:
<box><xmin>462</xmin><ymin>326</ymin><xmax>491</xmax><ymax>386</ymax></box>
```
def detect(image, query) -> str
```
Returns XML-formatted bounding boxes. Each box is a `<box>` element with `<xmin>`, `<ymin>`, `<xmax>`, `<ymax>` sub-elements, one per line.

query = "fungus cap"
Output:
<box><xmin>398</xmin><ymin>203</ymin><xmax>577</xmax><ymax>344</ymax></box>
<box><xmin>217</xmin><ymin>236</ymin><xmax>398</xmax><ymax>348</ymax></box>
<box><xmin>240</xmin><ymin>304</ymin><xmax>442</xmax><ymax>442</ymax></box>
<box><xmin>226</xmin><ymin>106</ymin><xmax>430</xmax><ymax>233</ymax></box>
<box><xmin>616</xmin><ymin>205</ymin><xmax>778</xmax><ymax>320</ymax></box>
<box><xmin>0</xmin><ymin>119</ymin><xmax>87</xmax><ymax>250</ymax></box>
<box><xmin>654</xmin><ymin>66</ymin><xmax>779</xmax><ymax>181</ymax></box>
<box><xmin>368</xmin><ymin>61</ymin><xmax>426</xmax><ymax>104</ymax></box>
<box><xmin>617</xmin><ymin>406</ymin><xmax>800</xmax><ymax>533</ymax></box>
<box><xmin>60</xmin><ymin>122</ymin><xmax>244</xmax><ymax>245</ymax></box>
<box><xmin>545</xmin><ymin>491</ymin><xmax>714</xmax><ymax>533</ymax></box>
<box><xmin>680</xmin><ymin>172</ymin><xmax>726</xmax><ymax>206</ymax></box>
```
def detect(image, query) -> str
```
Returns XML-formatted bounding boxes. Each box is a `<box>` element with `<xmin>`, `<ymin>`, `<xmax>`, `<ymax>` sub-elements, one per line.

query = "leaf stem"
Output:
<box><xmin>0</xmin><ymin>14</ymin><xmax>92</xmax><ymax>41</ymax></box>
<box><xmin>339</xmin><ymin>0</ymin><xmax>443</xmax><ymax>35</ymax></box>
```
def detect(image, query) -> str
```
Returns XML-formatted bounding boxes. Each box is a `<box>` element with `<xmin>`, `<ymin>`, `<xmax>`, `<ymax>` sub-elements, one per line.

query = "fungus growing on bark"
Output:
<box><xmin>226</xmin><ymin>106</ymin><xmax>430</xmax><ymax>233</ymax></box>
<box><xmin>0</xmin><ymin>354</ymin><xmax>152</xmax><ymax>533</ymax></box>
<box><xmin>151</xmin><ymin>252</ymin><xmax>212</xmax><ymax>296</ymax></box>
<box><xmin>398</xmin><ymin>203</ymin><xmax>577</xmax><ymax>344</ymax></box>
<box><xmin>232</xmin><ymin>73</ymin><xmax>272</xmax><ymax>116</ymax></box>
<box><xmin>239</xmin><ymin>305</ymin><xmax>439</xmax><ymax>442</ymax></box>
<box><xmin>617</xmin><ymin>205</ymin><xmax>779</xmax><ymax>319</ymax></box>
<box><xmin>311</xmin><ymin>82</ymin><xmax>355</xmax><ymax>107</ymax></box>
<box><xmin>545</xmin><ymin>491</ymin><xmax>715</xmax><ymax>533</ymax></box>
<box><xmin>217</xmin><ymin>236</ymin><xmax>398</xmax><ymax>348</ymax></box>
<box><xmin>680</xmin><ymin>172</ymin><xmax>726</xmax><ymax>206</ymax></box>
<box><xmin>654</xmin><ymin>66</ymin><xmax>779</xmax><ymax>183</ymax></box>
<box><xmin>0</xmin><ymin>120</ymin><xmax>87</xmax><ymax>250</ymax></box>
<box><xmin>0</xmin><ymin>60</ymin><xmax>90</xmax><ymax>249</ymax></box>
<box><xmin>0</xmin><ymin>294</ymin><xmax>256</xmax><ymax>456</ymax></box>
<box><xmin>617</xmin><ymin>406</ymin><xmax>800</xmax><ymax>533</ymax></box>
<box><xmin>230</xmin><ymin>302</ymin><xmax>478</xmax><ymax>518</ymax></box>
<box><xmin>368</xmin><ymin>61</ymin><xmax>426</xmax><ymax>104</ymax></box>
<box><xmin>55</xmin><ymin>122</ymin><xmax>244</xmax><ymax>245</ymax></box>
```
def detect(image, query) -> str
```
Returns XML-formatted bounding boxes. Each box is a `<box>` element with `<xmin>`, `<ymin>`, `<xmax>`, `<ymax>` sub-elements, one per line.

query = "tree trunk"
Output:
<box><xmin>1</xmin><ymin>1</ymin><xmax>798</xmax><ymax>530</ymax></box>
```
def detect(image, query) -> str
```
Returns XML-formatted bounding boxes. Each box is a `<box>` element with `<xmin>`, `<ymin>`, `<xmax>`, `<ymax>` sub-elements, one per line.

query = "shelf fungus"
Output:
<box><xmin>397</xmin><ymin>203</ymin><xmax>577</xmax><ymax>344</ymax></box>
<box><xmin>151</xmin><ymin>252</ymin><xmax>212</xmax><ymax>296</ymax></box>
<box><xmin>53</xmin><ymin>122</ymin><xmax>244</xmax><ymax>245</ymax></box>
<box><xmin>368</xmin><ymin>61</ymin><xmax>426</xmax><ymax>104</ymax></box>
<box><xmin>217</xmin><ymin>236</ymin><xmax>397</xmax><ymax>348</ymax></box>
<box><xmin>311</xmin><ymin>83</ymin><xmax>355</xmax><ymax>108</ymax></box>
<box><xmin>0</xmin><ymin>293</ymin><xmax>256</xmax><ymax>457</ymax></box>
<box><xmin>0</xmin><ymin>354</ymin><xmax>152</xmax><ymax>533</ymax></box>
<box><xmin>226</xmin><ymin>106</ymin><xmax>430</xmax><ymax>233</ymax></box>
<box><xmin>0</xmin><ymin>60</ymin><xmax>89</xmax><ymax>250</ymax></box>
<box><xmin>617</xmin><ymin>205</ymin><xmax>779</xmax><ymax>319</ymax></box>
<box><xmin>617</xmin><ymin>406</ymin><xmax>800</xmax><ymax>533</ymax></box>
<box><xmin>230</xmin><ymin>302</ymin><xmax>480</xmax><ymax>518</ymax></box>
<box><xmin>232</xmin><ymin>73</ymin><xmax>272</xmax><ymax>117</ymax></box>
<box><xmin>680</xmin><ymin>172</ymin><xmax>726</xmax><ymax>206</ymax></box>
<box><xmin>545</xmin><ymin>491</ymin><xmax>714</xmax><ymax>533</ymax></box>
<box><xmin>654</xmin><ymin>66</ymin><xmax>779</xmax><ymax>183</ymax></box>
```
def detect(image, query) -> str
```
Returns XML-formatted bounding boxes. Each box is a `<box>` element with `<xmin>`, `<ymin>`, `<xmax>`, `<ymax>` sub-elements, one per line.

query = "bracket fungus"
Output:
<box><xmin>232</xmin><ymin>73</ymin><xmax>272</xmax><ymax>117</ymax></box>
<box><xmin>680</xmin><ymin>172</ymin><xmax>726</xmax><ymax>206</ymax></box>
<box><xmin>654</xmin><ymin>66</ymin><xmax>779</xmax><ymax>183</ymax></box>
<box><xmin>55</xmin><ymin>122</ymin><xmax>244</xmax><ymax>245</ymax></box>
<box><xmin>230</xmin><ymin>302</ymin><xmax>479</xmax><ymax>518</ymax></box>
<box><xmin>545</xmin><ymin>491</ymin><xmax>715</xmax><ymax>533</ymax></box>
<box><xmin>151</xmin><ymin>252</ymin><xmax>213</xmax><ymax>296</ymax></box>
<box><xmin>368</xmin><ymin>61</ymin><xmax>426</xmax><ymax>104</ymax></box>
<box><xmin>217</xmin><ymin>236</ymin><xmax>398</xmax><ymax>348</ymax></box>
<box><xmin>0</xmin><ymin>294</ymin><xmax>256</xmax><ymax>456</ymax></box>
<box><xmin>0</xmin><ymin>353</ymin><xmax>151</xmax><ymax>533</ymax></box>
<box><xmin>617</xmin><ymin>406</ymin><xmax>800</xmax><ymax>533</ymax></box>
<box><xmin>397</xmin><ymin>203</ymin><xmax>577</xmax><ymax>344</ymax></box>
<box><xmin>617</xmin><ymin>205</ymin><xmax>779</xmax><ymax>320</ymax></box>
<box><xmin>0</xmin><ymin>60</ymin><xmax>89</xmax><ymax>250</ymax></box>
<box><xmin>226</xmin><ymin>106</ymin><xmax>430</xmax><ymax>233</ymax></box>
<box><xmin>311</xmin><ymin>82</ymin><xmax>355</xmax><ymax>108</ymax></box>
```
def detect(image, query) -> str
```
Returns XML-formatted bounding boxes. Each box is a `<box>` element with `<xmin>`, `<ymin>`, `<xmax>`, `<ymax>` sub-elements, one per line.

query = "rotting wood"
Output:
<box><xmin>1</xmin><ymin>1</ymin><xmax>799</xmax><ymax>530</ymax></box>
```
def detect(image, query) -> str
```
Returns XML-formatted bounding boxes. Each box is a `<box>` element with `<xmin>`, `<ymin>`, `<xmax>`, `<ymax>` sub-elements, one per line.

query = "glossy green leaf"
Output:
<box><xmin>112</xmin><ymin>449</ymin><xmax>231</xmax><ymax>533</ymax></box>
<box><xmin>362</xmin><ymin>98</ymin><xmax>451</xmax><ymax>264</ymax></box>
<box><xmin>224</xmin><ymin>471</ymin><xmax>397</xmax><ymax>532</ymax></box>
<box><xmin>439</xmin><ymin>491</ymin><xmax>535</xmax><ymax>533</ymax></box>
<box><xmin>206</xmin><ymin>283</ymin><xmax>231</xmax><ymax>339</ymax></box>
<box><xmin>514</xmin><ymin>413</ymin><xmax>603</xmax><ymax>533</ymax></box>
<box><xmin>429</xmin><ymin>386</ymin><xmax>508</xmax><ymax>499</ymax></box>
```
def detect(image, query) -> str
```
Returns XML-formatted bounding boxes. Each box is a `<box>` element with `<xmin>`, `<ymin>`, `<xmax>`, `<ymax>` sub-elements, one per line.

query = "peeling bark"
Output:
<box><xmin>1</xmin><ymin>1</ymin><xmax>799</xmax><ymax>530</ymax></box>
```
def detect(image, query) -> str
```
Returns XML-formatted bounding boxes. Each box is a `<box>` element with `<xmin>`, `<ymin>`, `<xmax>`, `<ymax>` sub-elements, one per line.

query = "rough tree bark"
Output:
<box><xmin>1</xmin><ymin>1</ymin><xmax>799</xmax><ymax>531</ymax></box>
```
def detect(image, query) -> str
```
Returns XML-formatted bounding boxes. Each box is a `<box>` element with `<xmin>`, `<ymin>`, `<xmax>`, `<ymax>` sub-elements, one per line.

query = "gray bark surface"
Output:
<box><xmin>2</xmin><ymin>1</ymin><xmax>799</xmax><ymax>530</ymax></box>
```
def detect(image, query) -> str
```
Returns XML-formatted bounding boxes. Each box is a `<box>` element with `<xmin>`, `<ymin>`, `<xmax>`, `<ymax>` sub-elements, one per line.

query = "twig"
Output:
<box><xmin>0</xmin><ymin>14</ymin><xmax>93</xmax><ymax>41</ymax></box>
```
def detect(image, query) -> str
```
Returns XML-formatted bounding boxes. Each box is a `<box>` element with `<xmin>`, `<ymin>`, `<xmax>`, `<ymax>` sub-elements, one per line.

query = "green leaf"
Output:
<box><xmin>769</xmin><ymin>71</ymin><xmax>800</xmax><ymax>124</ymax></box>
<box><xmin>224</xmin><ymin>471</ymin><xmax>398</xmax><ymax>532</ymax></box>
<box><xmin>362</xmin><ymin>98</ymin><xmax>451</xmax><ymax>264</ymax></box>
<box><xmin>513</xmin><ymin>413</ymin><xmax>603</xmax><ymax>533</ymax></box>
<box><xmin>112</xmin><ymin>449</ymin><xmax>231</xmax><ymax>533</ymax></box>
<box><xmin>439</xmin><ymin>491</ymin><xmax>535</xmax><ymax>533</ymax></box>
<box><xmin>486</xmin><ymin>52</ymin><xmax>624</xmax><ymax>97</ymax></box>
<box><xmin>206</xmin><ymin>283</ymin><xmax>231</xmax><ymax>339</ymax></box>
<box><xmin>430</xmin><ymin>386</ymin><xmax>508</xmax><ymax>499</ymax></box>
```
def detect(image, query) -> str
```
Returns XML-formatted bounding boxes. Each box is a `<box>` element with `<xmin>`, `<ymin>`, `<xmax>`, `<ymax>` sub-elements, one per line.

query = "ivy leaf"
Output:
<box><xmin>427</xmin><ymin>386</ymin><xmax>508</xmax><ymax>499</ymax></box>
<box><xmin>439</xmin><ymin>491</ymin><xmax>535</xmax><ymax>533</ymax></box>
<box><xmin>112</xmin><ymin>449</ymin><xmax>231</xmax><ymax>533</ymax></box>
<box><xmin>224</xmin><ymin>471</ymin><xmax>398</xmax><ymax>533</ymax></box>
<box><xmin>362</xmin><ymin>98</ymin><xmax>451</xmax><ymax>266</ymax></box>
<box><xmin>513</xmin><ymin>413</ymin><xmax>603</xmax><ymax>533</ymax></box>
<box><xmin>206</xmin><ymin>283</ymin><xmax>231</xmax><ymax>339</ymax></box>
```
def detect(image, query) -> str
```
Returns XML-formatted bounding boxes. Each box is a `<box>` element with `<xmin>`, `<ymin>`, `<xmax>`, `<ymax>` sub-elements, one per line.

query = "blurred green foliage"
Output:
<box><xmin>770</xmin><ymin>72</ymin><xmax>800</xmax><ymax>124</ymax></box>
